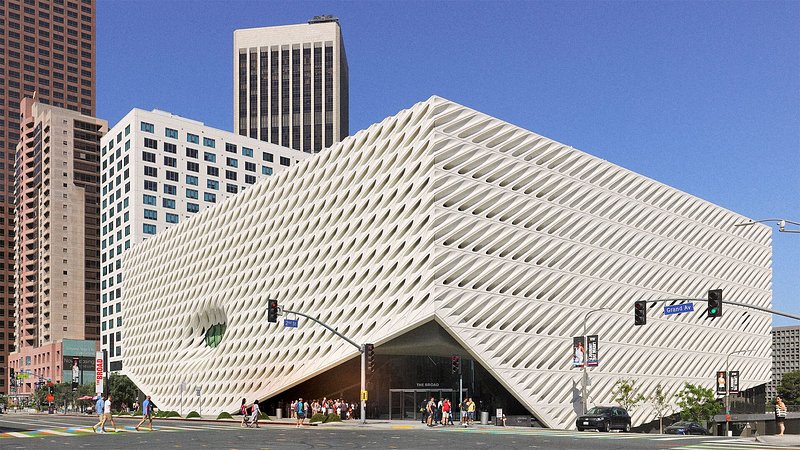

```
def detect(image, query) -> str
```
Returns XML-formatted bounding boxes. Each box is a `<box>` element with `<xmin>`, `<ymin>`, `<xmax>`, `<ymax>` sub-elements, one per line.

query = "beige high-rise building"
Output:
<box><xmin>9</xmin><ymin>97</ymin><xmax>105</xmax><ymax>396</ymax></box>
<box><xmin>234</xmin><ymin>16</ymin><xmax>349</xmax><ymax>153</ymax></box>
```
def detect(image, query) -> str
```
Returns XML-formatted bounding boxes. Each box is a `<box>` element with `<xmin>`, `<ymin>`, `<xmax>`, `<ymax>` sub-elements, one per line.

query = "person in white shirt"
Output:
<box><xmin>250</xmin><ymin>399</ymin><xmax>261</xmax><ymax>428</ymax></box>
<box><xmin>104</xmin><ymin>394</ymin><xmax>118</xmax><ymax>432</ymax></box>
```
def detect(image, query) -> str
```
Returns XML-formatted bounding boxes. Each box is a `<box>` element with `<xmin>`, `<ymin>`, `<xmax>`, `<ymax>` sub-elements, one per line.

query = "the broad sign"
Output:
<box><xmin>284</xmin><ymin>319</ymin><xmax>298</xmax><ymax>328</ymax></box>
<box><xmin>586</xmin><ymin>335</ymin><xmax>599</xmax><ymax>367</ymax></box>
<box><xmin>664</xmin><ymin>303</ymin><xmax>694</xmax><ymax>315</ymax></box>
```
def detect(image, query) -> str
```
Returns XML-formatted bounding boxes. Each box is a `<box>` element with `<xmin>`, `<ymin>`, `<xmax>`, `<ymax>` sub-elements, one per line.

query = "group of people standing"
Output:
<box><xmin>422</xmin><ymin>397</ymin><xmax>476</xmax><ymax>427</ymax></box>
<box><xmin>288</xmin><ymin>397</ymin><xmax>360</xmax><ymax>426</ymax></box>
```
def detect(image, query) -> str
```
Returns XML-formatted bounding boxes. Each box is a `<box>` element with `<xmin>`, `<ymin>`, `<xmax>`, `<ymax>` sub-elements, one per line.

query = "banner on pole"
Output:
<box><xmin>587</xmin><ymin>335</ymin><xmax>599</xmax><ymax>367</ymax></box>
<box><xmin>95</xmin><ymin>351</ymin><xmax>104</xmax><ymax>394</ymax></box>
<box><xmin>716</xmin><ymin>370</ymin><xmax>726</xmax><ymax>395</ymax></box>
<box><xmin>729</xmin><ymin>371</ymin><xmax>739</xmax><ymax>394</ymax></box>
<box><xmin>572</xmin><ymin>336</ymin><xmax>585</xmax><ymax>368</ymax></box>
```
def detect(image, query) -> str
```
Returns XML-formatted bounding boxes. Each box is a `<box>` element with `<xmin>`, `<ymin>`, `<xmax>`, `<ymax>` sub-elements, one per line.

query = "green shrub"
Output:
<box><xmin>258</xmin><ymin>412</ymin><xmax>270</xmax><ymax>420</ymax></box>
<box><xmin>165</xmin><ymin>411</ymin><xmax>180</xmax><ymax>418</ymax></box>
<box><xmin>324</xmin><ymin>413</ymin><xmax>342</xmax><ymax>423</ymax></box>
<box><xmin>186</xmin><ymin>411</ymin><xmax>201</xmax><ymax>419</ymax></box>
<box><xmin>309</xmin><ymin>412</ymin><xmax>326</xmax><ymax>423</ymax></box>
<box><xmin>217</xmin><ymin>412</ymin><xmax>233</xmax><ymax>420</ymax></box>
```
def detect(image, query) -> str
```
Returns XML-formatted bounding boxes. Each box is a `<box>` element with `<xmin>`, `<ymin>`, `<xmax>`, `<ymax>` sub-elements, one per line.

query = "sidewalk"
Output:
<box><xmin>756</xmin><ymin>434</ymin><xmax>800</xmax><ymax>448</ymax></box>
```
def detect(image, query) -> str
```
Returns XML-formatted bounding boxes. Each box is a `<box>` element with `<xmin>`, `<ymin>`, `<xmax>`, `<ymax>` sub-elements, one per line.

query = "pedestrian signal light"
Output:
<box><xmin>708</xmin><ymin>289</ymin><xmax>722</xmax><ymax>318</ymax></box>
<box><xmin>451</xmin><ymin>356</ymin><xmax>461</xmax><ymax>375</ymax></box>
<box><xmin>634</xmin><ymin>300</ymin><xmax>647</xmax><ymax>326</ymax></box>
<box><xmin>365</xmin><ymin>344</ymin><xmax>375</xmax><ymax>373</ymax></box>
<box><xmin>267</xmin><ymin>299</ymin><xmax>278</xmax><ymax>323</ymax></box>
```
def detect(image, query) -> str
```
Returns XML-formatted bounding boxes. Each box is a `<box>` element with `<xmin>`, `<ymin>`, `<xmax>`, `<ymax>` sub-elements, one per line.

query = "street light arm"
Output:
<box><xmin>734</xmin><ymin>218</ymin><xmax>800</xmax><ymax>233</ymax></box>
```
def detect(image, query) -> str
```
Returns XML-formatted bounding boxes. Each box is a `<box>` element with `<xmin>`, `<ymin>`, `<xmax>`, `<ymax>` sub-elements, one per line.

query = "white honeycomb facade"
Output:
<box><xmin>123</xmin><ymin>96</ymin><xmax>772</xmax><ymax>429</ymax></box>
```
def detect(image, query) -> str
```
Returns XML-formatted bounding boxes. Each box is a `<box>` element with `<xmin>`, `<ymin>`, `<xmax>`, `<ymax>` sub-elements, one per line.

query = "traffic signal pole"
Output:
<box><xmin>274</xmin><ymin>305</ymin><xmax>367</xmax><ymax>423</ymax></box>
<box><xmin>633</xmin><ymin>297</ymin><xmax>800</xmax><ymax>322</ymax></box>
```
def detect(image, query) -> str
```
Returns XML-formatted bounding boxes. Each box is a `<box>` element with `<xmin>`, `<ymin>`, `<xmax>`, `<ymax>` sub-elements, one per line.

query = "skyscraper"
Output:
<box><xmin>9</xmin><ymin>97</ymin><xmax>105</xmax><ymax>396</ymax></box>
<box><xmin>0</xmin><ymin>0</ymin><xmax>96</xmax><ymax>395</ymax></box>
<box><xmin>233</xmin><ymin>16</ymin><xmax>348</xmax><ymax>153</ymax></box>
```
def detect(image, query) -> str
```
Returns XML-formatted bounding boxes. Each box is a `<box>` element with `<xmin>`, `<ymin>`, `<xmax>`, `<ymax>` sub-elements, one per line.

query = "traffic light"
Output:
<box><xmin>267</xmin><ymin>299</ymin><xmax>278</xmax><ymax>323</ymax></box>
<box><xmin>47</xmin><ymin>382</ymin><xmax>54</xmax><ymax>395</ymax></box>
<box><xmin>451</xmin><ymin>356</ymin><xmax>461</xmax><ymax>374</ymax></box>
<box><xmin>634</xmin><ymin>300</ymin><xmax>647</xmax><ymax>326</ymax></box>
<box><xmin>365</xmin><ymin>344</ymin><xmax>375</xmax><ymax>373</ymax></box>
<box><xmin>708</xmin><ymin>289</ymin><xmax>722</xmax><ymax>318</ymax></box>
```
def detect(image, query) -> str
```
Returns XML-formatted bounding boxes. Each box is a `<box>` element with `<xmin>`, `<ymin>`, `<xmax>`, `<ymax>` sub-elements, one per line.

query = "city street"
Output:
<box><xmin>0</xmin><ymin>414</ymin><xmax>790</xmax><ymax>449</ymax></box>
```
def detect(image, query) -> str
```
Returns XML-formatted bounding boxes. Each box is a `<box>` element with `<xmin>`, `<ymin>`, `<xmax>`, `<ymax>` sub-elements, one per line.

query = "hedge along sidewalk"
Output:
<box><xmin>109</xmin><ymin>413</ymin><xmax>320</xmax><ymax>427</ymax></box>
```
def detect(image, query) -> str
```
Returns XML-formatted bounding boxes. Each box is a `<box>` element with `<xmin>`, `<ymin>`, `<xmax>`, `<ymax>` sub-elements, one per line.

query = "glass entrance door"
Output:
<box><xmin>389</xmin><ymin>389</ymin><xmax>468</xmax><ymax>420</ymax></box>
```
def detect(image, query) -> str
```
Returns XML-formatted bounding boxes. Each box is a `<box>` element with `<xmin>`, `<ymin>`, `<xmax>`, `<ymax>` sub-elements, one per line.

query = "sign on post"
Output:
<box><xmin>284</xmin><ymin>319</ymin><xmax>298</xmax><ymax>328</ymax></box>
<box><xmin>95</xmin><ymin>351</ymin><xmax>104</xmax><ymax>394</ymax></box>
<box><xmin>729</xmin><ymin>371</ymin><xmax>739</xmax><ymax>394</ymax></box>
<box><xmin>360</xmin><ymin>390</ymin><xmax>368</xmax><ymax>401</ymax></box>
<box><xmin>587</xmin><ymin>335</ymin><xmax>599</xmax><ymax>367</ymax></box>
<box><xmin>664</xmin><ymin>303</ymin><xmax>694</xmax><ymax>315</ymax></box>
<box><xmin>572</xmin><ymin>336</ymin><xmax>585</xmax><ymax>368</ymax></box>
<box><xmin>716</xmin><ymin>371</ymin><xmax>727</xmax><ymax>395</ymax></box>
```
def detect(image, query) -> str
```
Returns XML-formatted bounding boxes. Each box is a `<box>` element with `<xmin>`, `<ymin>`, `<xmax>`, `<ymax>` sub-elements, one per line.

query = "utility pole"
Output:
<box><xmin>581</xmin><ymin>308</ymin><xmax>611</xmax><ymax>415</ymax></box>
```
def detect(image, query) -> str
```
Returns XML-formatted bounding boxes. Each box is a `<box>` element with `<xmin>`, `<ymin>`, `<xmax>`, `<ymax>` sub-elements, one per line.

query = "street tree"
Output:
<box><xmin>675</xmin><ymin>383</ymin><xmax>720</xmax><ymax>423</ymax></box>
<box><xmin>777</xmin><ymin>371</ymin><xmax>800</xmax><ymax>404</ymax></box>
<box><xmin>612</xmin><ymin>378</ymin><xmax>646</xmax><ymax>412</ymax></box>
<box><xmin>649</xmin><ymin>383</ymin><xmax>672</xmax><ymax>433</ymax></box>
<box><xmin>109</xmin><ymin>374</ymin><xmax>138</xmax><ymax>410</ymax></box>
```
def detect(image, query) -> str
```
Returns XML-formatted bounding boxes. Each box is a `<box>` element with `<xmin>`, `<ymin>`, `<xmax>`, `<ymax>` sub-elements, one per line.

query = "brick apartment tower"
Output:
<box><xmin>0</xmin><ymin>0</ymin><xmax>96</xmax><ymax>395</ymax></box>
<box><xmin>10</xmin><ymin>97</ymin><xmax>104</xmax><ymax>395</ymax></box>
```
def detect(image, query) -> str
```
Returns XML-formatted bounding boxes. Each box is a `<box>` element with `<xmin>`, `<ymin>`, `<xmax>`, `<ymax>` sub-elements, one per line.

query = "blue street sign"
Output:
<box><xmin>664</xmin><ymin>303</ymin><xmax>694</xmax><ymax>315</ymax></box>
<box><xmin>284</xmin><ymin>319</ymin><xmax>298</xmax><ymax>328</ymax></box>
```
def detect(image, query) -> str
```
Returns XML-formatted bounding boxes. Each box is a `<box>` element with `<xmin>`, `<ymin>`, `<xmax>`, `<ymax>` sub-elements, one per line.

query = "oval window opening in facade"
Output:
<box><xmin>205</xmin><ymin>323</ymin><xmax>226</xmax><ymax>348</ymax></box>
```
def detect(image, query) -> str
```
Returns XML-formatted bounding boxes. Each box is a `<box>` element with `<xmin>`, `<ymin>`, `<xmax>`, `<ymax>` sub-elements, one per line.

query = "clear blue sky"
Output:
<box><xmin>97</xmin><ymin>0</ymin><xmax>800</xmax><ymax>325</ymax></box>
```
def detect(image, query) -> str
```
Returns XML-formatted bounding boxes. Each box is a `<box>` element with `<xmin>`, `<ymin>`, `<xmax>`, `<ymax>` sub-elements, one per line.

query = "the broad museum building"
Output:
<box><xmin>123</xmin><ymin>97</ymin><xmax>772</xmax><ymax>429</ymax></box>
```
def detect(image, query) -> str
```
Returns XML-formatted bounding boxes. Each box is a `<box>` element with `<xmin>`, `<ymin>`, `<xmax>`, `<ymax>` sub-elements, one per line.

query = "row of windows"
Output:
<box><xmin>137</xmin><ymin>121</ymin><xmax>271</xmax><ymax>160</ymax></box>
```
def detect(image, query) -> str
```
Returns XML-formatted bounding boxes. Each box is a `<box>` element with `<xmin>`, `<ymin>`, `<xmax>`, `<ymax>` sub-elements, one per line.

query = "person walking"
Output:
<box><xmin>103</xmin><ymin>394</ymin><xmax>118</xmax><ymax>432</ymax></box>
<box><xmin>775</xmin><ymin>396</ymin><xmax>787</xmax><ymax>436</ymax></box>
<box><xmin>92</xmin><ymin>394</ymin><xmax>106</xmax><ymax>433</ymax></box>
<box><xmin>135</xmin><ymin>395</ymin><xmax>154</xmax><ymax>431</ymax></box>
<box><xmin>467</xmin><ymin>398</ymin><xmax>476</xmax><ymax>426</ymax></box>
<box><xmin>296</xmin><ymin>398</ymin><xmax>306</xmax><ymax>428</ymax></box>
<box><xmin>240</xmin><ymin>398</ymin><xmax>250</xmax><ymax>427</ymax></box>
<box><xmin>251</xmin><ymin>399</ymin><xmax>261</xmax><ymax>428</ymax></box>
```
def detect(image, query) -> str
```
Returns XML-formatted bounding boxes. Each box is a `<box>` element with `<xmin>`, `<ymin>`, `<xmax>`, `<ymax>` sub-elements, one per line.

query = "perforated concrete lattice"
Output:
<box><xmin>123</xmin><ymin>96</ymin><xmax>772</xmax><ymax>429</ymax></box>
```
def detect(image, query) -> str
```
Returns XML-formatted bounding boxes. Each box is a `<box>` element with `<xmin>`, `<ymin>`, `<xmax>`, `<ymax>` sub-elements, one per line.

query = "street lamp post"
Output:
<box><xmin>581</xmin><ymin>307</ymin><xmax>611</xmax><ymax>415</ymax></box>
<box><xmin>735</xmin><ymin>218</ymin><xmax>800</xmax><ymax>234</ymax></box>
<box><xmin>725</xmin><ymin>348</ymin><xmax>756</xmax><ymax>436</ymax></box>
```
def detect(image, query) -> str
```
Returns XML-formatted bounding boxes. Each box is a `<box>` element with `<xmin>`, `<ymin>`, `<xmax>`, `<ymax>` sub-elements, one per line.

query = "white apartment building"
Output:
<box><xmin>234</xmin><ymin>16</ymin><xmax>349</xmax><ymax>153</ymax></box>
<box><xmin>100</xmin><ymin>109</ymin><xmax>309</xmax><ymax>372</ymax></box>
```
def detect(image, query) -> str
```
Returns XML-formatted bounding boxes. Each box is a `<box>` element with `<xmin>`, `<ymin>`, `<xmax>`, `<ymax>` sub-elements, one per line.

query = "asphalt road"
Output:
<box><xmin>0</xmin><ymin>413</ymin><xmax>783</xmax><ymax>449</ymax></box>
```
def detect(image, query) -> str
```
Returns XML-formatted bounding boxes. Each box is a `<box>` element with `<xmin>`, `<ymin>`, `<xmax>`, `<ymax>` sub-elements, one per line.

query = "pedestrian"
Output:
<box><xmin>426</xmin><ymin>397</ymin><xmax>436</xmax><ymax>426</ymax></box>
<box><xmin>420</xmin><ymin>398</ymin><xmax>428</xmax><ymax>424</ymax></box>
<box><xmin>251</xmin><ymin>399</ymin><xmax>261</xmax><ymax>428</ymax></box>
<box><xmin>442</xmin><ymin>398</ymin><xmax>451</xmax><ymax>426</ymax></box>
<box><xmin>775</xmin><ymin>396</ymin><xmax>787</xmax><ymax>436</ymax></box>
<box><xmin>92</xmin><ymin>394</ymin><xmax>106</xmax><ymax>433</ymax></box>
<box><xmin>460</xmin><ymin>398</ymin><xmax>468</xmax><ymax>427</ymax></box>
<box><xmin>103</xmin><ymin>394</ymin><xmax>118</xmax><ymax>432</ymax></box>
<box><xmin>467</xmin><ymin>398</ymin><xmax>476</xmax><ymax>426</ymax></box>
<box><xmin>296</xmin><ymin>397</ymin><xmax>306</xmax><ymax>428</ymax></box>
<box><xmin>290</xmin><ymin>400</ymin><xmax>297</xmax><ymax>419</ymax></box>
<box><xmin>135</xmin><ymin>395</ymin><xmax>154</xmax><ymax>431</ymax></box>
<box><xmin>240</xmin><ymin>398</ymin><xmax>250</xmax><ymax>427</ymax></box>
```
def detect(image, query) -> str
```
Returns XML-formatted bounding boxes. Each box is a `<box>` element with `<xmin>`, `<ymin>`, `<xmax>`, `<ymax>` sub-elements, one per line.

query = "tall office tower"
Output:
<box><xmin>99</xmin><ymin>109</ymin><xmax>309</xmax><ymax>373</ymax></box>
<box><xmin>233</xmin><ymin>16</ymin><xmax>348</xmax><ymax>153</ymax></box>
<box><xmin>0</xmin><ymin>0</ymin><xmax>97</xmax><ymax>395</ymax></box>
<box><xmin>8</xmin><ymin>97</ymin><xmax>105</xmax><ymax>396</ymax></box>
<box><xmin>769</xmin><ymin>326</ymin><xmax>800</xmax><ymax>400</ymax></box>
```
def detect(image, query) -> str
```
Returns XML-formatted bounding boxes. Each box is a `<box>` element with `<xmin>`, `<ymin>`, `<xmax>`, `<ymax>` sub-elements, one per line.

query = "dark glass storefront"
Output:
<box><xmin>265</xmin><ymin>321</ymin><xmax>534</xmax><ymax>422</ymax></box>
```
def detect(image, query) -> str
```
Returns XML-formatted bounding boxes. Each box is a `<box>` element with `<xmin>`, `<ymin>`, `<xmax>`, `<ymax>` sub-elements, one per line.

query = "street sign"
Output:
<box><xmin>284</xmin><ymin>319</ymin><xmax>298</xmax><ymax>328</ymax></box>
<box><xmin>46</xmin><ymin>394</ymin><xmax>54</xmax><ymax>403</ymax></box>
<box><xmin>360</xmin><ymin>390</ymin><xmax>368</xmax><ymax>401</ymax></box>
<box><xmin>664</xmin><ymin>303</ymin><xmax>694</xmax><ymax>315</ymax></box>
<box><xmin>195</xmin><ymin>387</ymin><xmax>201</xmax><ymax>397</ymax></box>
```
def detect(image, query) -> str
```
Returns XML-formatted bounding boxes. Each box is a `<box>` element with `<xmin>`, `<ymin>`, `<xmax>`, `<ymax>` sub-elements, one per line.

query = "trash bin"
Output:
<box><xmin>276</xmin><ymin>408</ymin><xmax>283</xmax><ymax>419</ymax></box>
<box><xmin>480</xmin><ymin>411</ymin><xmax>489</xmax><ymax>425</ymax></box>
